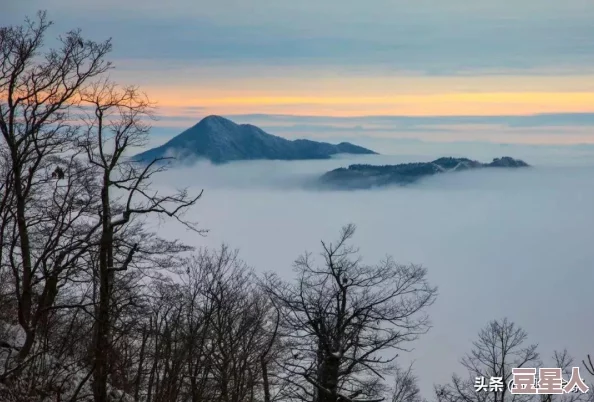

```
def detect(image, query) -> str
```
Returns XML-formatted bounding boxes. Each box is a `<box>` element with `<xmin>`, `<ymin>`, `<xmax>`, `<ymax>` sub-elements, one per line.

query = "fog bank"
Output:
<box><xmin>146</xmin><ymin>143</ymin><xmax>594</xmax><ymax>395</ymax></box>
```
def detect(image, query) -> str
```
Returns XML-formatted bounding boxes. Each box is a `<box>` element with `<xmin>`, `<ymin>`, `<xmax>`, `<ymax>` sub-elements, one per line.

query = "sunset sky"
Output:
<box><xmin>4</xmin><ymin>0</ymin><xmax>594</xmax><ymax>144</ymax></box>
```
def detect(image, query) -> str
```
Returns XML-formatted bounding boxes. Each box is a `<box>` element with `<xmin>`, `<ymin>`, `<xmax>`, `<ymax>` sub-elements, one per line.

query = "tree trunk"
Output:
<box><xmin>134</xmin><ymin>326</ymin><xmax>148</xmax><ymax>402</ymax></box>
<box><xmin>319</xmin><ymin>356</ymin><xmax>340</xmax><ymax>402</ymax></box>
<box><xmin>14</xmin><ymin>163</ymin><xmax>35</xmax><ymax>360</ymax></box>
<box><xmin>93</xmin><ymin>182</ymin><xmax>113</xmax><ymax>402</ymax></box>
<box><xmin>261</xmin><ymin>356</ymin><xmax>271</xmax><ymax>402</ymax></box>
<box><xmin>92</xmin><ymin>253</ymin><xmax>110</xmax><ymax>402</ymax></box>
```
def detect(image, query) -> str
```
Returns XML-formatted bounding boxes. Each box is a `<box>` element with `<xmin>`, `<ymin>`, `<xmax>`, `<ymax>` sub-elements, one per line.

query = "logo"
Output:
<box><xmin>474</xmin><ymin>367</ymin><xmax>590</xmax><ymax>395</ymax></box>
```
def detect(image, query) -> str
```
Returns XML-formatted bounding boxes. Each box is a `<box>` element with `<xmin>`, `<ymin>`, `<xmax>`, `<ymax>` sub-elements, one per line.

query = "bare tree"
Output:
<box><xmin>0</xmin><ymin>10</ymin><xmax>112</xmax><ymax>363</ymax></box>
<box><xmin>263</xmin><ymin>224</ymin><xmax>438</xmax><ymax>402</ymax></box>
<box><xmin>0</xmin><ymin>10</ymin><xmax>219</xmax><ymax>402</ymax></box>
<box><xmin>435</xmin><ymin>318</ymin><xmax>540</xmax><ymax>402</ymax></box>
<box><xmin>119</xmin><ymin>245</ymin><xmax>283</xmax><ymax>402</ymax></box>
<box><xmin>77</xmin><ymin>80</ymin><xmax>203</xmax><ymax>402</ymax></box>
<box><xmin>260</xmin><ymin>304</ymin><xmax>283</xmax><ymax>402</ymax></box>
<box><xmin>583</xmin><ymin>354</ymin><xmax>594</xmax><ymax>381</ymax></box>
<box><xmin>579</xmin><ymin>355</ymin><xmax>594</xmax><ymax>402</ymax></box>
<box><xmin>391</xmin><ymin>363</ymin><xmax>424</xmax><ymax>402</ymax></box>
<box><xmin>547</xmin><ymin>350</ymin><xmax>591</xmax><ymax>402</ymax></box>
<box><xmin>182</xmin><ymin>245</ymin><xmax>279</xmax><ymax>402</ymax></box>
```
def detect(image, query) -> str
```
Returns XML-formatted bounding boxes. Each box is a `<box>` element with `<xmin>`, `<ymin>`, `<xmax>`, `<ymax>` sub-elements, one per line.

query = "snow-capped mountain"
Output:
<box><xmin>133</xmin><ymin>115</ymin><xmax>378</xmax><ymax>164</ymax></box>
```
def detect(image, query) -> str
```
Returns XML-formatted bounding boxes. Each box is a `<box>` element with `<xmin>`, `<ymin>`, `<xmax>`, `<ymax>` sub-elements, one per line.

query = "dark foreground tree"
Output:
<box><xmin>122</xmin><ymin>245</ymin><xmax>283</xmax><ymax>402</ymax></box>
<box><xmin>436</xmin><ymin>319</ymin><xmax>593</xmax><ymax>402</ymax></box>
<box><xmin>0</xmin><ymin>10</ymin><xmax>112</xmax><ymax>364</ymax></box>
<box><xmin>390</xmin><ymin>362</ymin><xmax>424</xmax><ymax>402</ymax></box>
<box><xmin>435</xmin><ymin>318</ymin><xmax>540</xmax><ymax>402</ymax></box>
<box><xmin>548</xmin><ymin>350</ymin><xmax>592</xmax><ymax>402</ymax></box>
<box><xmin>78</xmin><ymin>79</ymin><xmax>203</xmax><ymax>402</ymax></box>
<box><xmin>264</xmin><ymin>224</ymin><xmax>438</xmax><ymax>402</ymax></box>
<box><xmin>0</xmin><ymin>11</ymin><xmax>203</xmax><ymax>402</ymax></box>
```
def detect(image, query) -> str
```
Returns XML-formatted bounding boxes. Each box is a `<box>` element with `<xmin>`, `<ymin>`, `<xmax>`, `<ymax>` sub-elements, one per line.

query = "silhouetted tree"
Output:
<box><xmin>264</xmin><ymin>224</ymin><xmax>437</xmax><ymax>402</ymax></box>
<box><xmin>0</xmin><ymin>10</ymin><xmax>112</xmax><ymax>363</ymax></box>
<box><xmin>391</xmin><ymin>363</ymin><xmax>424</xmax><ymax>402</ymax></box>
<box><xmin>435</xmin><ymin>318</ymin><xmax>540</xmax><ymax>402</ymax></box>
<box><xmin>77</xmin><ymin>80</ymin><xmax>203</xmax><ymax>402</ymax></box>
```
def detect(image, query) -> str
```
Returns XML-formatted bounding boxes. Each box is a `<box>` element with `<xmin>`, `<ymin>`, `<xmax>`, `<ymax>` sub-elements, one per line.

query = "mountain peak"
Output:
<box><xmin>133</xmin><ymin>116</ymin><xmax>378</xmax><ymax>164</ymax></box>
<box><xmin>199</xmin><ymin>115</ymin><xmax>236</xmax><ymax>129</ymax></box>
<box><xmin>201</xmin><ymin>115</ymin><xmax>231</xmax><ymax>123</ymax></box>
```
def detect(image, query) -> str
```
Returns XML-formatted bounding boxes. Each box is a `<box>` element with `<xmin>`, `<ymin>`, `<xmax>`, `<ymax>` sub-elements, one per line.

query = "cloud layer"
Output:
<box><xmin>146</xmin><ymin>143</ymin><xmax>594</xmax><ymax>395</ymax></box>
<box><xmin>141</xmin><ymin>113</ymin><xmax>594</xmax><ymax>148</ymax></box>
<box><xmin>7</xmin><ymin>0</ymin><xmax>594</xmax><ymax>74</ymax></box>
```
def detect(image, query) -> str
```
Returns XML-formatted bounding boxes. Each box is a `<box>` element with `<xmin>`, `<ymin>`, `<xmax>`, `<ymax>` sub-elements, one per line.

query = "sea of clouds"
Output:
<box><xmin>143</xmin><ymin>140</ymin><xmax>594</xmax><ymax>395</ymax></box>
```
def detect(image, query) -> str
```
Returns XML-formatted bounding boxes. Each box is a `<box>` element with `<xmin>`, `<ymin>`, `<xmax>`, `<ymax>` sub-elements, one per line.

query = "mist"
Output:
<box><xmin>145</xmin><ymin>141</ymin><xmax>594</xmax><ymax>395</ymax></box>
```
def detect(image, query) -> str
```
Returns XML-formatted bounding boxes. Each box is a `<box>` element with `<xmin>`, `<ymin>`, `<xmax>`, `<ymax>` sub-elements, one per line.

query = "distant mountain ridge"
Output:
<box><xmin>133</xmin><ymin>115</ymin><xmax>377</xmax><ymax>164</ymax></box>
<box><xmin>319</xmin><ymin>156</ymin><xmax>530</xmax><ymax>189</ymax></box>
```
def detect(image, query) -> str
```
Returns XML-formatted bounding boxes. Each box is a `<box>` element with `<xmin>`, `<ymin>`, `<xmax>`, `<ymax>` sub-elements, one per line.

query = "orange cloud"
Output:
<box><xmin>109</xmin><ymin>62</ymin><xmax>594</xmax><ymax>118</ymax></box>
<box><xmin>149</xmin><ymin>91</ymin><xmax>594</xmax><ymax>117</ymax></box>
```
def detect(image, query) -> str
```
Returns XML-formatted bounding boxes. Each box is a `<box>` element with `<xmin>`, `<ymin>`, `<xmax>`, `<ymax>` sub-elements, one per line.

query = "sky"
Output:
<box><xmin>3</xmin><ymin>0</ymin><xmax>594</xmax><ymax>145</ymax></box>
